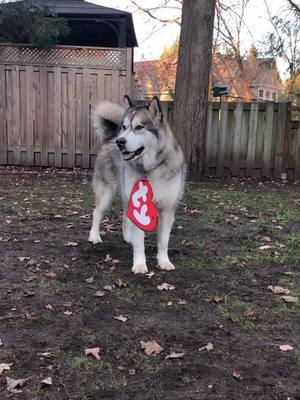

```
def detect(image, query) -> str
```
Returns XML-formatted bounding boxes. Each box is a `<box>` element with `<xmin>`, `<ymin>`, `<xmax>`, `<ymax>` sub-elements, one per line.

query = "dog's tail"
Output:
<box><xmin>92</xmin><ymin>101</ymin><xmax>123</xmax><ymax>145</ymax></box>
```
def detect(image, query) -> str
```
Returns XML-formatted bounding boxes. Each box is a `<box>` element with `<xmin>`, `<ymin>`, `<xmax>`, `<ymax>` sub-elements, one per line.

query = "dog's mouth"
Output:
<box><xmin>121</xmin><ymin>147</ymin><xmax>144</xmax><ymax>161</ymax></box>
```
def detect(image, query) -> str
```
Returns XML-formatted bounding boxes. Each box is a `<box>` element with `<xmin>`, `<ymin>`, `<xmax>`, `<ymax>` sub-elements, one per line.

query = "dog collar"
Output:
<box><xmin>127</xmin><ymin>177</ymin><xmax>158</xmax><ymax>231</ymax></box>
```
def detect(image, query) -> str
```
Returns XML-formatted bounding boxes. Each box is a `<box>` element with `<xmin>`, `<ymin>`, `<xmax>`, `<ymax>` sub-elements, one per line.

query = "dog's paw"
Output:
<box><xmin>88</xmin><ymin>231</ymin><xmax>102</xmax><ymax>244</ymax></box>
<box><xmin>132</xmin><ymin>264</ymin><xmax>148</xmax><ymax>274</ymax></box>
<box><xmin>158</xmin><ymin>260</ymin><xmax>175</xmax><ymax>271</ymax></box>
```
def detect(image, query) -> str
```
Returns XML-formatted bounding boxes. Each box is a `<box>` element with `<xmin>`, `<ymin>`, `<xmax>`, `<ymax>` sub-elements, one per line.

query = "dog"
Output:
<box><xmin>88</xmin><ymin>95</ymin><xmax>185</xmax><ymax>274</ymax></box>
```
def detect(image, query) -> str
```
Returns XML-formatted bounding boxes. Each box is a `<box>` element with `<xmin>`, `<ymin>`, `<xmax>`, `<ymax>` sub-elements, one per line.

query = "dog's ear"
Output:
<box><xmin>124</xmin><ymin>95</ymin><xmax>133</xmax><ymax>110</ymax></box>
<box><xmin>149</xmin><ymin>96</ymin><xmax>163</xmax><ymax>121</ymax></box>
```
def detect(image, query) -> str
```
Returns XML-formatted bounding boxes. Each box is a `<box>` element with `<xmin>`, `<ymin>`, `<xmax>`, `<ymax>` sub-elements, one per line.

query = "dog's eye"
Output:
<box><xmin>135</xmin><ymin>125</ymin><xmax>144</xmax><ymax>131</ymax></box>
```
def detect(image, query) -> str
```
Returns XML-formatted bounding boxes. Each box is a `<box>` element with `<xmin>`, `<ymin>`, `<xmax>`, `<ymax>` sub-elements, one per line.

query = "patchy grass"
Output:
<box><xmin>0</xmin><ymin>167</ymin><xmax>300</xmax><ymax>399</ymax></box>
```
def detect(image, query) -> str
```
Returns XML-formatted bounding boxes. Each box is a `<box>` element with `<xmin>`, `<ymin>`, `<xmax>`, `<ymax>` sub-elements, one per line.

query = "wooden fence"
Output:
<box><xmin>160</xmin><ymin>101</ymin><xmax>300</xmax><ymax>180</ymax></box>
<box><xmin>0</xmin><ymin>43</ymin><xmax>133</xmax><ymax>168</ymax></box>
<box><xmin>0</xmin><ymin>47</ymin><xmax>299</xmax><ymax>179</ymax></box>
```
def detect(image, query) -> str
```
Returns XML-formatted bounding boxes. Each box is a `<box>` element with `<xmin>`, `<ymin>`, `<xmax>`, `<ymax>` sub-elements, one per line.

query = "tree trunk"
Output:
<box><xmin>173</xmin><ymin>0</ymin><xmax>216</xmax><ymax>181</ymax></box>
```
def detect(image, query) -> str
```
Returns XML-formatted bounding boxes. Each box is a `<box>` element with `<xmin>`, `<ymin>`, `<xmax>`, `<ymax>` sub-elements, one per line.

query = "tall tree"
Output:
<box><xmin>173</xmin><ymin>0</ymin><xmax>216</xmax><ymax>180</ymax></box>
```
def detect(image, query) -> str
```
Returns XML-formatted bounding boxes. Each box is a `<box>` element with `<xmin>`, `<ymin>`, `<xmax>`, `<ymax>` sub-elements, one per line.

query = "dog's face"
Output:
<box><xmin>116</xmin><ymin>96</ymin><xmax>164</xmax><ymax>164</ymax></box>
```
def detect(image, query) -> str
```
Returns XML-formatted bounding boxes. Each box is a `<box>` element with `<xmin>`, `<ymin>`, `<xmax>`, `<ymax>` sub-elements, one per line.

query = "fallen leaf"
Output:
<box><xmin>115</xmin><ymin>278</ymin><xmax>126</xmax><ymax>288</ymax></box>
<box><xmin>128</xmin><ymin>368</ymin><xmax>136</xmax><ymax>376</ymax></box>
<box><xmin>199</xmin><ymin>342</ymin><xmax>214</xmax><ymax>352</ymax></box>
<box><xmin>65</xmin><ymin>241</ymin><xmax>78</xmax><ymax>247</ymax></box>
<box><xmin>37</xmin><ymin>352</ymin><xmax>52</xmax><ymax>358</ymax></box>
<box><xmin>146</xmin><ymin>271</ymin><xmax>155</xmax><ymax>279</ymax></box>
<box><xmin>0</xmin><ymin>363</ymin><xmax>12</xmax><ymax>375</ymax></box>
<box><xmin>85</xmin><ymin>276</ymin><xmax>94</xmax><ymax>284</ymax></box>
<box><xmin>94</xmin><ymin>290</ymin><xmax>105</xmax><ymax>297</ymax></box>
<box><xmin>211</xmin><ymin>295</ymin><xmax>224</xmax><ymax>303</ymax></box>
<box><xmin>0</xmin><ymin>339</ymin><xmax>3</xmax><ymax>346</ymax></box>
<box><xmin>45</xmin><ymin>304</ymin><xmax>54</xmax><ymax>311</ymax></box>
<box><xmin>45</xmin><ymin>271</ymin><xmax>57</xmax><ymax>278</ymax></box>
<box><xmin>6</xmin><ymin>377</ymin><xmax>28</xmax><ymax>393</ymax></box>
<box><xmin>178</xmin><ymin>299</ymin><xmax>187</xmax><ymax>305</ymax></box>
<box><xmin>279</xmin><ymin>344</ymin><xmax>294</xmax><ymax>352</ymax></box>
<box><xmin>261</xmin><ymin>236</ymin><xmax>272</xmax><ymax>242</ymax></box>
<box><xmin>19</xmin><ymin>257</ymin><xmax>26</xmax><ymax>262</ymax></box>
<box><xmin>232</xmin><ymin>369</ymin><xmax>242</xmax><ymax>380</ymax></box>
<box><xmin>267</xmin><ymin>285</ymin><xmax>290</xmax><ymax>295</ymax></box>
<box><xmin>41</xmin><ymin>377</ymin><xmax>52</xmax><ymax>385</ymax></box>
<box><xmin>167</xmin><ymin>301</ymin><xmax>173</xmax><ymax>306</ymax></box>
<box><xmin>157</xmin><ymin>283</ymin><xmax>175</xmax><ymax>291</ymax></box>
<box><xmin>259</xmin><ymin>245</ymin><xmax>275</xmax><ymax>250</ymax></box>
<box><xmin>104</xmin><ymin>285</ymin><xmax>114</xmax><ymax>292</ymax></box>
<box><xmin>165</xmin><ymin>352</ymin><xmax>185</xmax><ymax>359</ymax></box>
<box><xmin>25</xmin><ymin>311</ymin><xmax>37</xmax><ymax>320</ymax></box>
<box><xmin>63</xmin><ymin>310</ymin><xmax>72</xmax><ymax>316</ymax></box>
<box><xmin>85</xmin><ymin>347</ymin><xmax>100</xmax><ymax>360</ymax></box>
<box><xmin>281</xmin><ymin>295</ymin><xmax>299</xmax><ymax>304</ymax></box>
<box><xmin>140</xmin><ymin>340</ymin><xmax>163</xmax><ymax>356</ymax></box>
<box><xmin>113</xmin><ymin>315</ymin><xmax>128</xmax><ymax>322</ymax></box>
<box><xmin>243</xmin><ymin>308</ymin><xmax>255</xmax><ymax>317</ymax></box>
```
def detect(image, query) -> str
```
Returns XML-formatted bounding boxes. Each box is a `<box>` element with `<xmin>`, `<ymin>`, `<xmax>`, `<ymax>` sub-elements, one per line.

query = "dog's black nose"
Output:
<box><xmin>116</xmin><ymin>137</ymin><xmax>126</xmax><ymax>150</ymax></box>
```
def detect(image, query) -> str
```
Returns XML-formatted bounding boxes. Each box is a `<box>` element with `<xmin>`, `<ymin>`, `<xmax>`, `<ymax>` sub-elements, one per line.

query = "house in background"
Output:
<box><xmin>135</xmin><ymin>54</ymin><xmax>283</xmax><ymax>102</ymax></box>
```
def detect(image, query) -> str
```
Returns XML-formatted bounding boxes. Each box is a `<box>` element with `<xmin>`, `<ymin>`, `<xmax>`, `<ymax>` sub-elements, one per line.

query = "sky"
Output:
<box><xmin>90</xmin><ymin>0</ymin><xmax>295</xmax><ymax>77</ymax></box>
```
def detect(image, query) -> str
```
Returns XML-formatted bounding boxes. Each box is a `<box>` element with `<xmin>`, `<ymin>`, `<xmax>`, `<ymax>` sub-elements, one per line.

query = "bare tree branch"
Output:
<box><xmin>286</xmin><ymin>0</ymin><xmax>300</xmax><ymax>14</ymax></box>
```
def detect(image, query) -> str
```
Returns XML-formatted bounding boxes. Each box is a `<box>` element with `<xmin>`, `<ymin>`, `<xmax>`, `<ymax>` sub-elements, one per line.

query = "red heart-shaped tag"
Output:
<box><xmin>127</xmin><ymin>178</ymin><xmax>158</xmax><ymax>232</ymax></box>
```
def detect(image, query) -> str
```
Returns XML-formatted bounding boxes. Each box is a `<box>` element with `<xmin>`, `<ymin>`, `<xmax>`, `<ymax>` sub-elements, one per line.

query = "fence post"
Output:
<box><xmin>232</xmin><ymin>102</ymin><xmax>243</xmax><ymax>176</ymax></box>
<box><xmin>0</xmin><ymin>65</ymin><xmax>7</xmax><ymax>165</ymax></box>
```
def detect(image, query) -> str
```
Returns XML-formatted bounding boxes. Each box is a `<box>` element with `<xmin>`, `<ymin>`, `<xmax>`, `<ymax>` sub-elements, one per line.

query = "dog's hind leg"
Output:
<box><xmin>157</xmin><ymin>208</ymin><xmax>175</xmax><ymax>271</ymax></box>
<box><xmin>88</xmin><ymin>186</ymin><xmax>114</xmax><ymax>244</ymax></box>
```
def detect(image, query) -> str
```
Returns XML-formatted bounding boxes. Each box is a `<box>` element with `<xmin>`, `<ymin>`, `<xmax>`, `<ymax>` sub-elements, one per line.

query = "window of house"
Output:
<box><xmin>272</xmin><ymin>92</ymin><xmax>277</xmax><ymax>100</ymax></box>
<box><xmin>259</xmin><ymin>89</ymin><xmax>264</xmax><ymax>98</ymax></box>
<box><xmin>266</xmin><ymin>91</ymin><xmax>270</xmax><ymax>99</ymax></box>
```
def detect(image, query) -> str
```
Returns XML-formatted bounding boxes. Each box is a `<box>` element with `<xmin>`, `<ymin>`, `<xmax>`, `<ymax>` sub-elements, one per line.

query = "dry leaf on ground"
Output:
<box><xmin>232</xmin><ymin>369</ymin><xmax>242</xmax><ymax>380</ymax></box>
<box><xmin>6</xmin><ymin>377</ymin><xmax>28</xmax><ymax>393</ymax></box>
<box><xmin>94</xmin><ymin>290</ymin><xmax>105</xmax><ymax>297</ymax></box>
<box><xmin>65</xmin><ymin>241</ymin><xmax>78</xmax><ymax>247</ymax></box>
<box><xmin>211</xmin><ymin>295</ymin><xmax>224</xmax><ymax>303</ymax></box>
<box><xmin>85</xmin><ymin>276</ymin><xmax>94</xmax><ymax>284</ymax></box>
<box><xmin>279</xmin><ymin>344</ymin><xmax>294</xmax><ymax>352</ymax></box>
<box><xmin>165</xmin><ymin>352</ymin><xmax>185</xmax><ymax>359</ymax></box>
<box><xmin>140</xmin><ymin>340</ymin><xmax>163</xmax><ymax>356</ymax></box>
<box><xmin>267</xmin><ymin>285</ymin><xmax>290</xmax><ymax>295</ymax></box>
<box><xmin>45</xmin><ymin>271</ymin><xmax>57</xmax><ymax>278</ymax></box>
<box><xmin>243</xmin><ymin>308</ymin><xmax>255</xmax><ymax>317</ymax></box>
<box><xmin>259</xmin><ymin>245</ymin><xmax>275</xmax><ymax>250</ymax></box>
<box><xmin>113</xmin><ymin>315</ymin><xmax>128</xmax><ymax>322</ymax></box>
<box><xmin>146</xmin><ymin>271</ymin><xmax>155</xmax><ymax>279</ymax></box>
<box><xmin>157</xmin><ymin>283</ymin><xmax>175</xmax><ymax>291</ymax></box>
<box><xmin>281</xmin><ymin>295</ymin><xmax>299</xmax><ymax>304</ymax></box>
<box><xmin>199</xmin><ymin>342</ymin><xmax>214</xmax><ymax>352</ymax></box>
<box><xmin>85</xmin><ymin>347</ymin><xmax>101</xmax><ymax>360</ymax></box>
<box><xmin>0</xmin><ymin>363</ymin><xmax>12</xmax><ymax>375</ymax></box>
<box><xmin>41</xmin><ymin>377</ymin><xmax>52</xmax><ymax>385</ymax></box>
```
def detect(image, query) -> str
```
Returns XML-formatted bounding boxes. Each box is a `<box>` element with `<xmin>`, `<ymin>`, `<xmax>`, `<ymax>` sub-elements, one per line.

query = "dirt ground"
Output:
<box><xmin>0</xmin><ymin>166</ymin><xmax>300</xmax><ymax>400</ymax></box>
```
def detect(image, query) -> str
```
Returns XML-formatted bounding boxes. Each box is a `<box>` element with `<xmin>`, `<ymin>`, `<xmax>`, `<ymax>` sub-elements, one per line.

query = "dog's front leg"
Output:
<box><xmin>157</xmin><ymin>208</ymin><xmax>175</xmax><ymax>271</ymax></box>
<box><xmin>129</xmin><ymin>222</ymin><xmax>148</xmax><ymax>274</ymax></box>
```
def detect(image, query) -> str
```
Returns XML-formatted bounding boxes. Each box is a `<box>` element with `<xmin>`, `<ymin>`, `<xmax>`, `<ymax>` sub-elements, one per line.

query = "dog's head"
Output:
<box><xmin>116</xmin><ymin>96</ymin><xmax>166</xmax><ymax>167</ymax></box>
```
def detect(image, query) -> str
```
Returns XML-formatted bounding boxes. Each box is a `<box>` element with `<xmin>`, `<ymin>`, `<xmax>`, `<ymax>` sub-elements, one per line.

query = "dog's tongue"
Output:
<box><xmin>122</xmin><ymin>152</ymin><xmax>134</xmax><ymax>160</ymax></box>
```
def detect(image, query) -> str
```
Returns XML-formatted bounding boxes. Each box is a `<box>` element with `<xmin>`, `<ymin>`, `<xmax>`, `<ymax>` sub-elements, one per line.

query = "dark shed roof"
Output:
<box><xmin>38</xmin><ymin>0</ymin><xmax>138</xmax><ymax>47</ymax></box>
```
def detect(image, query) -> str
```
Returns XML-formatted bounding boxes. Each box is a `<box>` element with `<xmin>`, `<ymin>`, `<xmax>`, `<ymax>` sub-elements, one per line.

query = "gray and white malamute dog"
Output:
<box><xmin>88</xmin><ymin>95</ymin><xmax>185</xmax><ymax>274</ymax></box>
